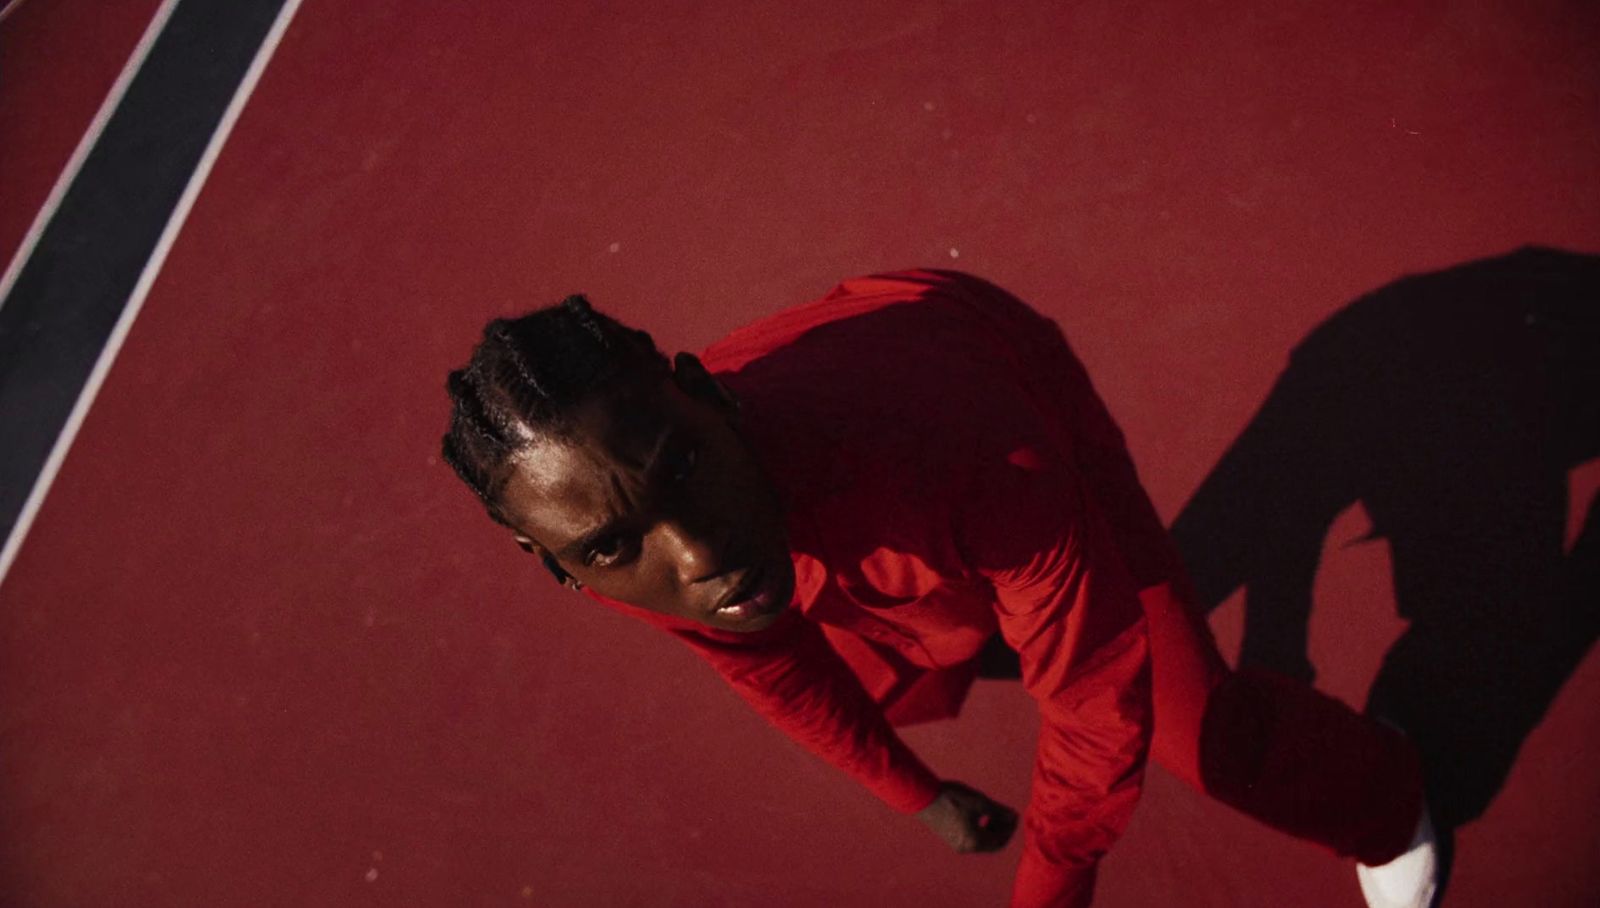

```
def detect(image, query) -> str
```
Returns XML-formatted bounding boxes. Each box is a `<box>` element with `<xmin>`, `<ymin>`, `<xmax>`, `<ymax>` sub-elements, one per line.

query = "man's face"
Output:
<box><xmin>496</xmin><ymin>358</ymin><xmax>795</xmax><ymax>633</ymax></box>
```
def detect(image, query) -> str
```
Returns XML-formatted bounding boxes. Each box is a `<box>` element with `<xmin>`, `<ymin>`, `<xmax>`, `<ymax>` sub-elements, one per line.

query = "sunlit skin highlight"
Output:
<box><xmin>495</xmin><ymin>356</ymin><xmax>796</xmax><ymax>633</ymax></box>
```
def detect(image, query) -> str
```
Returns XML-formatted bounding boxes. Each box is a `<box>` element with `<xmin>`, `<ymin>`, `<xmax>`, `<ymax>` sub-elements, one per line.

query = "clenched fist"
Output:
<box><xmin>915</xmin><ymin>780</ymin><xmax>1019</xmax><ymax>853</ymax></box>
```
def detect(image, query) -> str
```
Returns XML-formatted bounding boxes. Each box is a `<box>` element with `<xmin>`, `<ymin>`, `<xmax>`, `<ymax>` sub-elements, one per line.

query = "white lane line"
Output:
<box><xmin>0</xmin><ymin>0</ymin><xmax>36</xmax><ymax>25</ymax></box>
<box><xmin>0</xmin><ymin>0</ymin><xmax>182</xmax><ymax>313</ymax></box>
<box><xmin>0</xmin><ymin>0</ymin><xmax>308</xmax><ymax>587</ymax></box>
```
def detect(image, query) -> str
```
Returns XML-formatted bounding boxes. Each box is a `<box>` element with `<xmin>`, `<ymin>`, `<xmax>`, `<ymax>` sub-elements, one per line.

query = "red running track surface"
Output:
<box><xmin>0</xmin><ymin>0</ymin><xmax>164</xmax><ymax>271</ymax></box>
<box><xmin>2</xmin><ymin>2</ymin><xmax>1598</xmax><ymax>905</ymax></box>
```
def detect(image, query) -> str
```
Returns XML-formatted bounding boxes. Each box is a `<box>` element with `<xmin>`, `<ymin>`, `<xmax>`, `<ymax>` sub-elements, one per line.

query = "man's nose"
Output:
<box><xmin>656</xmin><ymin>518</ymin><xmax>732</xmax><ymax>586</ymax></box>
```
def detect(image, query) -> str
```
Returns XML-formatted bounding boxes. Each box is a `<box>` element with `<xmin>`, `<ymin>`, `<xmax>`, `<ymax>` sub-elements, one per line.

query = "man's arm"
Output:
<box><xmin>957</xmin><ymin>444</ymin><xmax>1154</xmax><ymax>908</ymax></box>
<box><xmin>664</xmin><ymin>607</ymin><xmax>944</xmax><ymax>815</ymax></box>
<box><xmin>590</xmin><ymin>590</ymin><xmax>1018</xmax><ymax>855</ymax></box>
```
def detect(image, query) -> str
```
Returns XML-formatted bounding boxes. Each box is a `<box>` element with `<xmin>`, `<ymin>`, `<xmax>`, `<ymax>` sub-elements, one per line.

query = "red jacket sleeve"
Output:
<box><xmin>656</xmin><ymin>606</ymin><xmax>943</xmax><ymax>815</ymax></box>
<box><xmin>957</xmin><ymin>444</ymin><xmax>1153</xmax><ymax>908</ymax></box>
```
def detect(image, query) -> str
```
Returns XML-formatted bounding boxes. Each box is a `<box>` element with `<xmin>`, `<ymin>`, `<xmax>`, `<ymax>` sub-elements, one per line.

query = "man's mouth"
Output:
<box><xmin>712</xmin><ymin>564</ymin><xmax>783</xmax><ymax>622</ymax></box>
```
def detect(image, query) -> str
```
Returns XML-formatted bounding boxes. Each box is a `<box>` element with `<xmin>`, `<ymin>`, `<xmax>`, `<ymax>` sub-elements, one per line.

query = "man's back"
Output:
<box><xmin>644</xmin><ymin>270</ymin><xmax>1156</xmax><ymax>906</ymax></box>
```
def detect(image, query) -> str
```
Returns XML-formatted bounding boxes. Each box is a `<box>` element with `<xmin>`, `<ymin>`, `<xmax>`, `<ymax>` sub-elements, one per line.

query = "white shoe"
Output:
<box><xmin>1356</xmin><ymin>799</ymin><xmax>1439</xmax><ymax>908</ymax></box>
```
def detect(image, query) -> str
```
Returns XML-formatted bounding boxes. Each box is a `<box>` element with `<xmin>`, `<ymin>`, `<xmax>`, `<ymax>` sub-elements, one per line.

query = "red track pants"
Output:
<box><xmin>1139</xmin><ymin>577</ymin><xmax>1422</xmax><ymax>866</ymax></box>
<box><xmin>1060</xmin><ymin>337</ymin><xmax>1423</xmax><ymax>867</ymax></box>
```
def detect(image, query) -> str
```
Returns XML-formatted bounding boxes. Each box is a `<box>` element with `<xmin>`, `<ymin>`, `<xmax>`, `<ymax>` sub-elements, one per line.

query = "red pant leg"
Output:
<box><xmin>1038</xmin><ymin>320</ymin><xmax>1422</xmax><ymax>865</ymax></box>
<box><xmin>950</xmin><ymin>281</ymin><xmax>1423</xmax><ymax>863</ymax></box>
<box><xmin>1140</xmin><ymin>581</ymin><xmax>1423</xmax><ymax>865</ymax></box>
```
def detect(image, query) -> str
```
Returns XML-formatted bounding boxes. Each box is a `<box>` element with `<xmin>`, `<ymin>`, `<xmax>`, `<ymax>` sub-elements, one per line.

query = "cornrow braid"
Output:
<box><xmin>441</xmin><ymin>294</ymin><xmax>670</xmax><ymax>529</ymax></box>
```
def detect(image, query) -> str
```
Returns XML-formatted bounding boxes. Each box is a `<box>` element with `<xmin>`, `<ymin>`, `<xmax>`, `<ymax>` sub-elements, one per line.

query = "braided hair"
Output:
<box><xmin>441</xmin><ymin>294</ymin><xmax>670</xmax><ymax>541</ymax></box>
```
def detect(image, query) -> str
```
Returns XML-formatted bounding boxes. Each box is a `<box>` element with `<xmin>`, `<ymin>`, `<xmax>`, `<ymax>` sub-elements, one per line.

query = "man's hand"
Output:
<box><xmin>915</xmin><ymin>780</ymin><xmax>1019</xmax><ymax>853</ymax></box>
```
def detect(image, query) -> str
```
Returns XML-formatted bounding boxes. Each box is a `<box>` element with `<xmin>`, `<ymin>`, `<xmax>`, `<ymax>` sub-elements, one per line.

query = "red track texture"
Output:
<box><xmin>0</xmin><ymin>0</ymin><xmax>163</xmax><ymax>270</ymax></box>
<box><xmin>2</xmin><ymin>2</ymin><xmax>1598</xmax><ymax>905</ymax></box>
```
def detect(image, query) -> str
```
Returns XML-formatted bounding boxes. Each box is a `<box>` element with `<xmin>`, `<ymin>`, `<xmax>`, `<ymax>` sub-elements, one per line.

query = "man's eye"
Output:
<box><xmin>585</xmin><ymin>535</ymin><xmax>630</xmax><ymax>567</ymax></box>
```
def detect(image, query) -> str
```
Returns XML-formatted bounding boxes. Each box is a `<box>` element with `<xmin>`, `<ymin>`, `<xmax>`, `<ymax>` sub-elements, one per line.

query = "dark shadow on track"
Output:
<box><xmin>1170</xmin><ymin>247</ymin><xmax>1600</xmax><ymax>847</ymax></box>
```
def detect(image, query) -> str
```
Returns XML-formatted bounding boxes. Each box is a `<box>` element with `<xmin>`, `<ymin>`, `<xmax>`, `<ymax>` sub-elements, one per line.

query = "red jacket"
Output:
<box><xmin>588</xmin><ymin>270</ymin><xmax>1153</xmax><ymax>907</ymax></box>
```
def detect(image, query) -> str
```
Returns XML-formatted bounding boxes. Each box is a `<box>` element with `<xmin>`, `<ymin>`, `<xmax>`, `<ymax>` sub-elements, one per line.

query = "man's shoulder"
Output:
<box><xmin>698</xmin><ymin>269</ymin><xmax>1014</xmax><ymax>375</ymax></box>
<box><xmin>704</xmin><ymin>269</ymin><xmax>1054</xmax><ymax>509</ymax></box>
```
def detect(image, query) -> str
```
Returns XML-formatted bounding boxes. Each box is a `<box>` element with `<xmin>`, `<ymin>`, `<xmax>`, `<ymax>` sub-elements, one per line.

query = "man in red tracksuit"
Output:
<box><xmin>440</xmin><ymin>270</ymin><xmax>1436</xmax><ymax>906</ymax></box>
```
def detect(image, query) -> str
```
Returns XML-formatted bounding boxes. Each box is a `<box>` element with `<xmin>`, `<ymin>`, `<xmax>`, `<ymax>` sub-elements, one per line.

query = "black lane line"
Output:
<box><xmin>0</xmin><ymin>0</ymin><xmax>288</xmax><ymax>548</ymax></box>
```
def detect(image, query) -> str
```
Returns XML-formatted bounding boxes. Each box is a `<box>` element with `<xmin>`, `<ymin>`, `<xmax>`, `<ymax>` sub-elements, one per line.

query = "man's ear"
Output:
<box><xmin>672</xmin><ymin>352</ymin><xmax>740</xmax><ymax>419</ymax></box>
<box><xmin>515</xmin><ymin>534</ymin><xmax>583</xmax><ymax>590</ymax></box>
